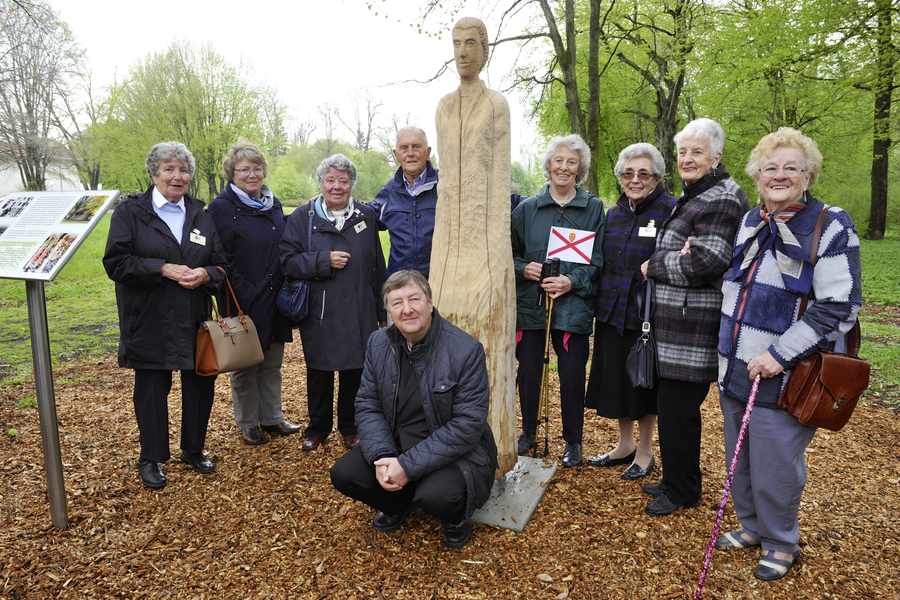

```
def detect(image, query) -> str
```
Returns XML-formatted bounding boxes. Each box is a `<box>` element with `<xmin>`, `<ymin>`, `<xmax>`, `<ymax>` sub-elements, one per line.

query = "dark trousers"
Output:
<box><xmin>656</xmin><ymin>378</ymin><xmax>710</xmax><ymax>505</ymax></box>
<box><xmin>132</xmin><ymin>369</ymin><xmax>216</xmax><ymax>462</ymax></box>
<box><xmin>330</xmin><ymin>445</ymin><xmax>467</xmax><ymax>523</ymax></box>
<box><xmin>306</xmin><ymin>368</ymin><xmax>360</xmax><ymax>438</ymax></box>
<box><xmin>516</xmin><ymin>329</ymin><xmax>589</xmax><ymax>443</ymax></box>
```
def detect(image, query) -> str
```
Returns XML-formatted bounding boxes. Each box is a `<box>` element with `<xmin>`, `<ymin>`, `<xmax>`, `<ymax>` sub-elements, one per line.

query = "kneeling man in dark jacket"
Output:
<box><xmin>330</xmin><ymin>269</ymin><xmax>498</xmax><ymax>549</ymax></box>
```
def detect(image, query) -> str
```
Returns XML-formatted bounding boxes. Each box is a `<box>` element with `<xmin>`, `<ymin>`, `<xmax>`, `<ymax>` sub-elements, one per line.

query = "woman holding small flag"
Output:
<box><xmin>511</xmin><ymin>134</ymin><xmax>605</xmax><ymax>467</ymax></box>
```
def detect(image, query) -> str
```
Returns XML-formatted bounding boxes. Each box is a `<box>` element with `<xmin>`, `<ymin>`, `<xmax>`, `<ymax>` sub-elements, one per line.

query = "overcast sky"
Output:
<box><xmin>50</xmin><ymin>0</ymin><xmax>545</xmax><ymax>165</ymax></box>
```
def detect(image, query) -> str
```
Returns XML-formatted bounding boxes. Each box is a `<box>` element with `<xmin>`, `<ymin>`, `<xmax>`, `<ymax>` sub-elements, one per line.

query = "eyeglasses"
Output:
<box><xmin>760</xmin><ymin>164</ymin><xmax>805</xmax><ymax>178</ymax></box>
<box><xmin>235</xmin><ymin>166</ymin><xmax>265</xmax><ymax>177</ymax></box>
<box><xmin>620</xmin><ymin>170</ymin><xmax>655</xmax><ymax>182</ymax></box>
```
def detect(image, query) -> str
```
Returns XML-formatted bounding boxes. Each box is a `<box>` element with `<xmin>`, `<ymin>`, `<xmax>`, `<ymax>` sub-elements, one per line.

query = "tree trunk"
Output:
<box><xmin>586</xmin><ymin>0</ymin><xmax>602</xmax><ymax>193</ymax></box>
<box><xmin>867</xmin><ymin>0</ymin><xmax>893</xmax><ymax>240</ymax></box>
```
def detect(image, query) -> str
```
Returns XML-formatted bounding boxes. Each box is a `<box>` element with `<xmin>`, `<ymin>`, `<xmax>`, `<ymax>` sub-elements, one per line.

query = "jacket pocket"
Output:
<box><xmin>431</xmin><ymin>380</ymin><xmax>457</xmax><ymax>424</ymax></box>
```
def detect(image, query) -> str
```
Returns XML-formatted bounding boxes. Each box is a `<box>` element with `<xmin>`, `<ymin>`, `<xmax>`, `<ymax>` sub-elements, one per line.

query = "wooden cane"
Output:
<box><xmin>534</xmin><ymin>293</ymin><xmax>555</xmax><ymax>458</ymax></box>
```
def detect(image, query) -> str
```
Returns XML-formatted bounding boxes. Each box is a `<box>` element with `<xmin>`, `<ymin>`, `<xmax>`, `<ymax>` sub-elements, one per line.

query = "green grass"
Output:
<box><xmin>0</xmin><ymin>217</ymin><xmax>897</xmax><ymax>407</ymax></box>
<box><xmin>859</xmin><ymin>233</ymin><xmax>900</xmax><ymax>305</ymax></box>
<box><xmin>0</xmin><ymin>215</ymin><xmax>118</xmax><ymax>383</ymax></box>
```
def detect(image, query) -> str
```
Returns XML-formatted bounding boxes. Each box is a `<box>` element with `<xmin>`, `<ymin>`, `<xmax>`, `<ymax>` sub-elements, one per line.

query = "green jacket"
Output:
<box><xmin>511</xmin><ymin>185</ymin><xmax>606</xmax><ymax>334</ymax></box>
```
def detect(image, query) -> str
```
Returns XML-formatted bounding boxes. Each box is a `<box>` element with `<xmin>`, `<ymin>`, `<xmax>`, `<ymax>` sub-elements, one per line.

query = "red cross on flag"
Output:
<box><xmin>546</xmin><ymin>226</ymin><xmax>596</xmax><ymax>265</ymax></box>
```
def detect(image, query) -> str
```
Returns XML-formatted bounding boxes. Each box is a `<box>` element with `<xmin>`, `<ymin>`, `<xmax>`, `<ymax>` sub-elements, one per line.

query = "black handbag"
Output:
<box><xmin>626</xmin><ymin>281</ymin><xmax>657</xmax><ymax>389</ymax></box>
<box><xmin>276</xmin><ymin>204</ymin><xmax>314</xmax><ymax>324</ymax></box>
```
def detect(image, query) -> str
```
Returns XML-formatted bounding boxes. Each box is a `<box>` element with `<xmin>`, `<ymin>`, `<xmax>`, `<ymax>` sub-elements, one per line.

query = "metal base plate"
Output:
<box><xmin>471</xmin><ymin>456</ymin><xmax>557</xmax><ymax>532</ymax></box>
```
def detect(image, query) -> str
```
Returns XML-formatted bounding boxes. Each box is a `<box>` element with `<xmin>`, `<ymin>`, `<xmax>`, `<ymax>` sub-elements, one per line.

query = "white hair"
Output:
<box><xmin>613</xmin><ymin>143</ymin><xmax>666</xmax><ymax>178</ymax></box>
<box><xmin>315</xmin><ymin>153</ymin><xmax>357</xmax><ymax>187</ymax></box>
<box><xmin>674</xmin><ymin>118</ymin><xmax>725</xmax><ymax>158</ymax></box>
<box><xmin>395</xmin><ymin>126</ymin><xmax>428</xmax><ymax>147</ymax></box>
<box><xmin>542</xmin><ymin>134</ymin><xmax>592</xmax><ymax>185</ymax></box>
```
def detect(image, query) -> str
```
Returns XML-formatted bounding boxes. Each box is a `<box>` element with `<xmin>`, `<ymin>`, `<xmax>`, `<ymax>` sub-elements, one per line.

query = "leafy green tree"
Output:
<box><xmin>92</xmin><ymin>42</ymin><xmax>286</xmax><ymax>200</ymax></box>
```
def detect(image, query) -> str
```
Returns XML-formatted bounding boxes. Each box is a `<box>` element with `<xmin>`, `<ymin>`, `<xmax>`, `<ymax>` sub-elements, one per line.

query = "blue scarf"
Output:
<box><xmin>314</xmin><ymin>195</ymin><xmax>356</xmax><ymax>231</ymax></box>
<box><xmin>724</xmin><ymin>193</ymin><xmax>819</xmax><ymax>295</ymax></box>
<box><xmin>230</xmin><ymin>183</ymin><xmax>274</xmax><ymax>212</ymax></box>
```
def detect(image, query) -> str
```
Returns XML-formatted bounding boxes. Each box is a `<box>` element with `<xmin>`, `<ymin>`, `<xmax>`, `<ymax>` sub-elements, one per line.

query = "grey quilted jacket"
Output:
<box><xmin>646</xmin><ymin>167</ymin><xmax>747</xmax><ymax>383</ymax></box>
<box><xmin>355</xmin><ymin>311</ymin><xmax>498</xmax><ymax>518</ymax></box>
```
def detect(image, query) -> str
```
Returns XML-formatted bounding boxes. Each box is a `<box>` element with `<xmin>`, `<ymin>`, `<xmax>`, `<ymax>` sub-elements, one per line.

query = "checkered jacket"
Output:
<box><xmin>594</xmin><ymin>188</ymin><xmax>675</xmax><ymax>333</ymax></box>
<box><xmin>647</xmin><ymin>168</ymin><xmax>747</xmax><ymax>383</ymax></box>
<box><xmin>717</xmin><ymin>198</ymin><xmax>863</xmax><ymax>408</ymax></box>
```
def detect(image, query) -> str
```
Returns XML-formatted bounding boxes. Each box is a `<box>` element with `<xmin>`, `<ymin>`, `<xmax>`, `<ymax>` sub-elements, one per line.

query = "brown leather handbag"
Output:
<box><xmin>777</xmin><ymin>209</ymin><xmax>869</xmax><ymax>431</ymax></box>
<box><xmin>195</xmin><ymin>274</ymin><xmax>264</xmax><ymax>376</ymax></box>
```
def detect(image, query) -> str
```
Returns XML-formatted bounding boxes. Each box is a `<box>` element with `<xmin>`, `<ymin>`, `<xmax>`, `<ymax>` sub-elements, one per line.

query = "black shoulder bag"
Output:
<box><xmin>276</xmin><ymin>204</ymin><xmax>314</xmax><ymax>324</ymax></box>
<box><xmin>626</xmin><ymin>281</ymin><xmax>657</xmax><ymax>389</ymax></box>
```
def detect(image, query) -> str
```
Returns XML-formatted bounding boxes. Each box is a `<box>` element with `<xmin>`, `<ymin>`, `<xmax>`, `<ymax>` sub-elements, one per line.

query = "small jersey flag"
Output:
<box><xmin>546</xmin><ymin>226</ymin><xmax>596</xmax><ymax>265</ymax></box>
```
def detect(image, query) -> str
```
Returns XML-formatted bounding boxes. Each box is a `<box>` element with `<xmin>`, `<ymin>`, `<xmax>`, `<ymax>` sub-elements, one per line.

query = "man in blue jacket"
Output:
<box><xmin>370</xmin><ymin>127</ymin><xmax>438</xmax><ymax>278</ymax></box>
<box><xmin>330</xmin><ymin>270</ymin><xmax>498</xmax><ymax>549</ymax></box>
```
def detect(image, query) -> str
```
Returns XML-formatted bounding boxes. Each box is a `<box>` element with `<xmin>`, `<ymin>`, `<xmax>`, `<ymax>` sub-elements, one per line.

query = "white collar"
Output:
<box><xmin>152</xmin><ymin>186</ymin><xmax>185</xmax><ymax>210</ymax></box>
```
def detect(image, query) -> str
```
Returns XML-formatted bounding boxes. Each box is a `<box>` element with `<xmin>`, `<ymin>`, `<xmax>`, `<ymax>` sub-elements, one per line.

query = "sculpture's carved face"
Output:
<box><xmin>453</xmin><ymin>27</ymin><xmax>484</xmax><ymax>80</ymax></box>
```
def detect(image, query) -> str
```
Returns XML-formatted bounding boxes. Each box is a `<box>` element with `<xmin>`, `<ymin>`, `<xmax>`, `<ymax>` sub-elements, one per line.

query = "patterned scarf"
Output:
<box><xmin>230</xmin><ymin>183</ymin><xmax>275</xmax><ymax>212</ymax></box>
<box><xmin>314</xmin><ymin>195</ymin><xmax>356</xmax><ymax>231</ymax></box>
<box><xmin>725</xmin><ymin>195</ymin><xmax>812</xmax><ymax>294</ymax></box>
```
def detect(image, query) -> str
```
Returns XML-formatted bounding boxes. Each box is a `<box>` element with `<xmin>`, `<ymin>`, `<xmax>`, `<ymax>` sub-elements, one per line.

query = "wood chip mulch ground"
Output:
<box><xmin>1</xmin><ymin>342</ymin><xmax>898</xmax><ymax>599</ymax></box>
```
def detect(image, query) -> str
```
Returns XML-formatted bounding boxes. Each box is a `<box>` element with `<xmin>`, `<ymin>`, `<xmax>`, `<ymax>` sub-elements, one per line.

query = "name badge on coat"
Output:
<box><xmin>638</xmin><ymin>220</ymin><xmax>657</xmax><ymax>238</ymax></box>
<box><xmin>189</xmin><ymin>229</ymin><xmax>206</xmax><ymax>245</ymax></box>
<box><xmin>354</xmin><ymin>220</ymin><xmax>367</xmax><ymax>234</ymax></box>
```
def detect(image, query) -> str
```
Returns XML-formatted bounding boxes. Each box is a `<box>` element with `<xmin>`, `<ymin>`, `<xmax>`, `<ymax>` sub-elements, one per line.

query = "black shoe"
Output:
<box><xmin>561</xmin><ymin>443</ymin><xmax>582</xmax><ymax>468</ymax></box>
<box><xmin>372</xmin><ymin>509</ymin><xmax>410</xmax><ymax>533</ymax></box>
<box><xmin>621</xmin><ymin>457</ymin><xmax>655</xmax><ymax>480</ymax></box>
<box><xmin>644</xmin><ymin>492</ymin><xmax>698</xmax><ymax>516</ymax></box>
<box><xmin>180</xmin><ymin>453</ymin><xmax>216</xmax><ymax>474</ymax></box>
<box><xmin>516</xmin><ymin>433</ymin><xmax>536</xmax><ymax>456</ymax></box>
<box><xmin>586</xmin><ymin>449</ymin><xmax>636</xmax><ymax>467</ymax></box>
<box><xmin>240</xmin><ymin>425</ymin><xmax>268</xmax><ymax>446</ymax></box>
<box><xmin>441</xmin><ymin>519</ymin><xmax>473</xmax><ymax>549</ymax></box>
<box><xmin>641</xmin><ymin>479</ymin><xmax>667</xmax><ymax>497</ymax></box>
<box><xmin>138</xmin><ymin>460</ymin><xmax>166</xmax><ymax>489</ymax></box>
<box><xmin>262</xmin><ymin>420</ymin><xmax>301</xmax><ymax>436</ymax></box>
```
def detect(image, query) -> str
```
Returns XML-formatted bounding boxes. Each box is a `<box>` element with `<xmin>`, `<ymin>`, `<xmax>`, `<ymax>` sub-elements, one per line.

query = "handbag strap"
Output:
<box><xmin>640</xmin><ymin>280</ymin><xmax>652</xmax><ymax>336</ymax></box>
<box><xmin>222</xmin><ymin>274</ymin><xmax>244</xmax><ymax>315</ymax></box>
<box><xmin>797</xmin><ymin>207</ymin><xmax>861</xmax><ymax>357</ymax></box>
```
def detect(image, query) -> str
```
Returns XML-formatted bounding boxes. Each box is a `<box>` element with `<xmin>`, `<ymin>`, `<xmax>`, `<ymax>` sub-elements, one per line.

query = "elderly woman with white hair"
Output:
<box><xmin>585</xmin><ymin>143</ymin><xmax>674</xmax><ymax>480</ymax></box>
<box><xmin>638</xmin><ymin>118</ymin><xmax>747</xmax><ymax>516</ymax></box>
<box><xmin>103</xmin><ymin>141</ymin><xmax>227</xmax><ymax>489</ymax></box>
<box><xmin>511</xmin><ymin>134</ymin><xmax>606</xmax><ymax>467</ymax></box>
<box><xmin>715</xmin><ymin>128</ymin><xmax>861</xmax><ymax>581</ymax></box>
<box><xmin>280</xmin><ymin>153</ymin><xmax>386</xmax><ymax>452</ymax></box>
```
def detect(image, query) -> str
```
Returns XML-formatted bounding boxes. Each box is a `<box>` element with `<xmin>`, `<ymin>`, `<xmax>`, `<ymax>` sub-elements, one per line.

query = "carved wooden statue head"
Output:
<box><xmin>452</xmin><ymin>17</ymin><xmax>488</xmax><ymax>81</ymax></box>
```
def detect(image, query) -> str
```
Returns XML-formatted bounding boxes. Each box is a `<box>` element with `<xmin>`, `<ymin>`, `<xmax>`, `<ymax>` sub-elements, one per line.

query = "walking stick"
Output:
<box><xmin>534</xmin><ymin>293</ymin><xmax>555</xmax><ymax>458</ymax></box>
<box><xmin>693</xmin><ymin>375</ymin><xmax>761</xmax><ymax>599</ymax></box>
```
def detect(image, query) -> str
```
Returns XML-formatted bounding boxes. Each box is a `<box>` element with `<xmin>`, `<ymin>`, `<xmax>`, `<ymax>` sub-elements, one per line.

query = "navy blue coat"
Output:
<box><xmin>355</xmin><ymin>311</ymin><xmax>498</xmax><ymax>519</ymax></box>
<box><xmin>370</xmin><ymin>162</ymin><xmax>438</xmax><ymax>277</ymax></box>
<box><xmin>103</xmin><ymin>188</ymin><xmax>226</xmax><ymax>371</ymax></box>
<box><xmin>280</xmin><ymin>200</ymin><xmax>386</xmax><ymax>371</ymax></box>
<box><xmin>594</xmin><ymin>187</ymin><xmax>675</xmax><ymax>333</ymax></box>
<box><xmin>207</xmin><ymin>185</ymin><xmax>292</xmax><ymax>350</ymax></box>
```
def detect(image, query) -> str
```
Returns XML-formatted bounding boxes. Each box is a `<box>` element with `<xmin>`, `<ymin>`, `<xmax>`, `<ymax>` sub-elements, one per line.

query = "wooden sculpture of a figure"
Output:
<box><xmin>430</xmin><ymin>16</ymin><xmax>516</xmax><ymax>474</ymax></box>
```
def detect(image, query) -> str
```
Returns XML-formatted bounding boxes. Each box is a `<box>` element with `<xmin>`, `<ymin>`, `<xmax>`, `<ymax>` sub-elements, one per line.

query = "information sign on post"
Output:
<box><xmin>0</xmin><ymin>190</ymin><xmax>119</xmax><ymax>529</ymax></box>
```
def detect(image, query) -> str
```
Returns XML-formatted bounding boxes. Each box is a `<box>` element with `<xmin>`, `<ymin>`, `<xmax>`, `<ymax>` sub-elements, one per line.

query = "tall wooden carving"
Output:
<box><xmin>430</xmin><ymin>17</ymin><xmax>517</xmax><ymax>474</ymax></box>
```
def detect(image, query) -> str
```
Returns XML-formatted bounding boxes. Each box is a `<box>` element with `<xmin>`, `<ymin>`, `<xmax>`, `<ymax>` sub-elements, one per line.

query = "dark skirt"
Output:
<box><xmin>585</xmin><ymin>322</ymin><xmax>657</xmax><ymax>419</ymax></box>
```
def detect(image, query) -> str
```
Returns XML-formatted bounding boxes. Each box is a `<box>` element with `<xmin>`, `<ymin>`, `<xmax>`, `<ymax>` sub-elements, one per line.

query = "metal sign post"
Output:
<box><xmin>26</xmin><ymin>280</ymin><xmax>68</xmax><ymax>529</ymax></box>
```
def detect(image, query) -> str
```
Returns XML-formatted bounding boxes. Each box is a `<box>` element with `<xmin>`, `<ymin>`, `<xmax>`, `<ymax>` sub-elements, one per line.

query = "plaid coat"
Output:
<box><xmin>595</xmin><ymin>187</ymin><xmax>675</xmax><ymax>333</ymax></box>
<box><xmin>647</xmin><ymin>167</ymin><xmax>747</xmax><ymax>383</ymax></box>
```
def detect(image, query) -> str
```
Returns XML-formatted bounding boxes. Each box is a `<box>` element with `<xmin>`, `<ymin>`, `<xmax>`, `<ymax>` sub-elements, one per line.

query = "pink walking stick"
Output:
<box><xmin>693</xmin><ymin>375</ymin><xmax>761</xmax><ymax>600</ymax></box>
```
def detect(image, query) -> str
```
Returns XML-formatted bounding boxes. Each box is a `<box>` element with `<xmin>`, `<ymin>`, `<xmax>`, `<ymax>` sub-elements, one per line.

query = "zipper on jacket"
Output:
<box><xmin>320</xmin><ymin>290</ymin><xmax>326</xmax><ymax>320</ymax></box>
